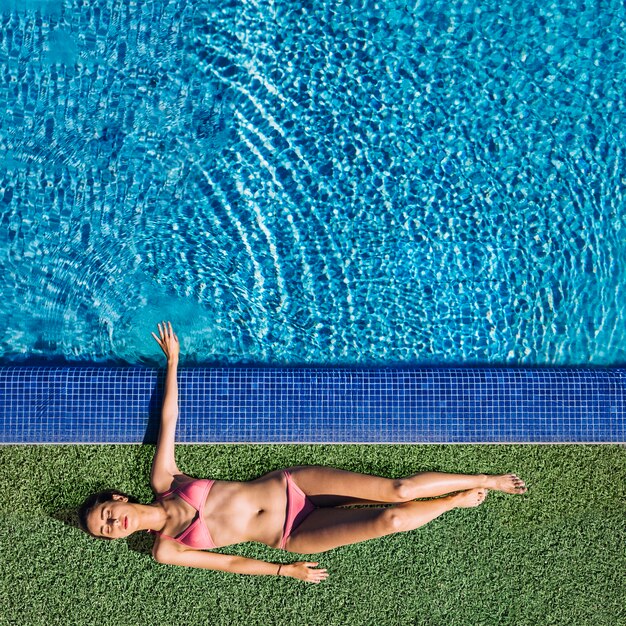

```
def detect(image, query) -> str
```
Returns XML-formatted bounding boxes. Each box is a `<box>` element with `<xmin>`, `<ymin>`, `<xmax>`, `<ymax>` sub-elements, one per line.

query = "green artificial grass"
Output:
<box><xmin>0</xmin><ymin>445</ymin><xmax>624</xmax><ymax>626</ymax></box>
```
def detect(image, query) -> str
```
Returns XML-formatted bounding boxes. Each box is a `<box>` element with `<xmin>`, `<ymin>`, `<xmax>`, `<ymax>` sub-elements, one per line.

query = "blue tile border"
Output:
<box><xmin>0</xmin><ymin>367</ymin><xmax>624</xmax><ymax>443</ymax></box>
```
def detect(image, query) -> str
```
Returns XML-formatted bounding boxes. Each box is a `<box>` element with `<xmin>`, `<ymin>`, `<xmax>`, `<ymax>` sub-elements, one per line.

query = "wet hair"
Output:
<box><xmin>78</xmin><ymin>490</ymin><xmax>139</xmax><ymax>539</ymax></box>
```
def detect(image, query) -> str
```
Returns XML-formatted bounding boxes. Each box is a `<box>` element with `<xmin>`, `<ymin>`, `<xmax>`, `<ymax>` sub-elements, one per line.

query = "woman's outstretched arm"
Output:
<box><xmin>150</xmin><ymin>321</ymin><xmax>182</xmax><ymax>493</ymax></box>
<box><xmin>153</xmin><ymin>543</ymin><xmax>329</xmax><ymax>584</ymax></box>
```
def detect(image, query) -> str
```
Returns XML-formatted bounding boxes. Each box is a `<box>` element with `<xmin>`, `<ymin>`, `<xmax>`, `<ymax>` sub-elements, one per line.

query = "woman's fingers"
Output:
<box><xmin>308</xmin><ymin>570</ymin><xmax>329</xmax><ymax>583</ymax></box>
<box><xmin>299</xmin><ymin>562</ymin><xmax>329</xmax><ymax>584</ymax></box>
<box><xmin>156</xmin><ymin>321</ymin><xmax>176</xmax><ymax>340</ymax></box>
<box><xmin>152</xmin><ymin>322</ymin><xmax>178</xmax><ymax>354</ymax></box>
<box><xmin>167</xmin><ymin>321</ymin><xmax>179</xmax><ymax>343</ymax></box>
<box><xmin>283</xmin><ymin>562</ymin><xmax>329</xmax><ymax>584</ymax></box>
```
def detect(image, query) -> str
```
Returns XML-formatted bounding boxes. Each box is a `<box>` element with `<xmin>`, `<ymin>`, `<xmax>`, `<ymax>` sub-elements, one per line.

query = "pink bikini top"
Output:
<box><xmin>150</xmin><ymin>479</ymin><xmax>217</xmax><ymax>549</ymax></box>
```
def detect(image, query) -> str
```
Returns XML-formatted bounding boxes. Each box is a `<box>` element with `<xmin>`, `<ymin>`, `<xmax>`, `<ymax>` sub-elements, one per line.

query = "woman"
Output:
<box><xmin>79</xmin><ymin>322</ymin><xmax>527</xmax><ymax>584</ymax></box>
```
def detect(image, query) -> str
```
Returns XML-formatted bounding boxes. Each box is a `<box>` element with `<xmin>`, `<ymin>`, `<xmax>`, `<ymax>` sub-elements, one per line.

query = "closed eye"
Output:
<box><xmin>100</xmin><ymin>508</ymin><xmax>109</xmax><ymax>536</ymax></box>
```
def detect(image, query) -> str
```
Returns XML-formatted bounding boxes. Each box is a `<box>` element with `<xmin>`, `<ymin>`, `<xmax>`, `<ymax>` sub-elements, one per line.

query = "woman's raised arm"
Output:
<box><xmin>150</xmin><ymin>321</ymin><xmax>182</xmax><ymax>493</ymax></box>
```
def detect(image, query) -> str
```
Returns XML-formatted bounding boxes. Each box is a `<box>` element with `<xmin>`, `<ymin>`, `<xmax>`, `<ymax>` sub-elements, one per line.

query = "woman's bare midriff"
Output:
<box><xmin>203</xmin><ymin>471</ymin><xmax>288</xmax><ymax>548</ymax></box>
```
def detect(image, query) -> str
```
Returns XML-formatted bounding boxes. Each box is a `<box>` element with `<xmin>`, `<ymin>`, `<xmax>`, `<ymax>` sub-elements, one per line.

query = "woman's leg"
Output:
<box><xmin>286</xmin><ymin>466</ymin><xmax>525</xmax><ymax>506</ymax></box>
<box><xmin>285</xmin><ymin>488</ymin><xmax>488</xmax><ymax>554</ymax></box>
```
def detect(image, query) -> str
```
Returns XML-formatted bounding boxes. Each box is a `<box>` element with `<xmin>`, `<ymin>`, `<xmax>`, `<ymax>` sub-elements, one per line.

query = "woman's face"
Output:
<box><xmin>86</xmin><ymin>494</ymin><xmax>136</xmax><ymax>539</ymax></box>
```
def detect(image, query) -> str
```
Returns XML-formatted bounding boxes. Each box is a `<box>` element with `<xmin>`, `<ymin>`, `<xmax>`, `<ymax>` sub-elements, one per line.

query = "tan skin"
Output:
<box><xmin>87</xmin><ymin>322</ymin><xmax>527</xmax><ymax>583</ymax></box>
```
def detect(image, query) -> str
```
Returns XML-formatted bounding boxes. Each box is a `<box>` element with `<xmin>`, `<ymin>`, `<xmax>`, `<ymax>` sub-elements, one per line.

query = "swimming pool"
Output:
<box><xmin>1</xmin><ymin>0</ymin><xmax>625</xmax><ymax>367</ymax></box>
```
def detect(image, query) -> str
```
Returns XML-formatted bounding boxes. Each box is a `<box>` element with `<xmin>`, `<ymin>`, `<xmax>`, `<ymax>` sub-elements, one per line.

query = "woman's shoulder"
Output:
<box><xmin>151</xmin><ymin>472</ymin><xmax>197</xmax><ymax>498</ymax></box>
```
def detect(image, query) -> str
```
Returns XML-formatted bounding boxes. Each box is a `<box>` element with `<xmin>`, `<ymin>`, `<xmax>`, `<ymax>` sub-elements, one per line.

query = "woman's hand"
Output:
<box><xmin>152</xmin><ymin>321</ymin><xmax>180</xmax><ymax>363</ymax></box>
<box><xmin>281</xmin><ymin>562</ymin><xmax>329</xmax><ymax>584</ymax></box>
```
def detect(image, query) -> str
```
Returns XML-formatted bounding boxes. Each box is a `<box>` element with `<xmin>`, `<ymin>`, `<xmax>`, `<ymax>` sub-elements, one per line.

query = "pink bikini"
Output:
<box><xmin>151</xmin><ymin>479</ymin><xmax>218</xmax><ymax>549</ymax></box>
<box><xmin>150</xmin><ymin>471</ymin><xmax>315</xmax><ymax>550</ymax></box>
<box><xmin>280</xmin><ymin>471</ymin><xmax>316</xmax><ymax>549</ymax></box>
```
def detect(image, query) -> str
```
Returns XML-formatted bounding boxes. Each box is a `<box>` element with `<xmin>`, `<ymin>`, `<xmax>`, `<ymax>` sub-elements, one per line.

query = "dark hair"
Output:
<box><xmin>78</xmin><ymin>490</ymin><xmax>139</xmax><ymax>539</ymax></box>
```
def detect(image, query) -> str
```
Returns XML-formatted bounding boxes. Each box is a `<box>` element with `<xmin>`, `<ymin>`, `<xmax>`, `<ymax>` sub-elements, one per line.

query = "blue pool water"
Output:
<box><xmin>0</xmin><ymin>0</ymin><xmax>625</xmax><ymax>367</ymax></box>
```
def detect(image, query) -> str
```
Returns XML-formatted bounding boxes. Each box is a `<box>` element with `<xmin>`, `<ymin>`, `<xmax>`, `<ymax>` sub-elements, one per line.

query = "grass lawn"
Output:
<box><xmin>0</xmin><ymin>444</ymin><xmax>624</xmax><ymax>626</ymax></box>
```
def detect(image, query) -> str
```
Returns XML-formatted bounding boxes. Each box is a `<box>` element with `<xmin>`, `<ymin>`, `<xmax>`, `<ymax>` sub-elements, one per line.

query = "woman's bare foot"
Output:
<box><xmin>484</xmin><ymin>474</ymin><xmax>527</xmax><ymax>494</ymax></box>
<box><xmin>453</xmin><ymin>488</ymin><xmax>489</xmax><ymax>508</ymax></box>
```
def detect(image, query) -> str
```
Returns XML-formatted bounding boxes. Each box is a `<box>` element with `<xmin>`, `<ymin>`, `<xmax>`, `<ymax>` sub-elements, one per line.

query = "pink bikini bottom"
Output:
<box><xmin>280</xmin><ymin>471</ymin><xmax>316</xmax><ymax>549</ymax></box>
